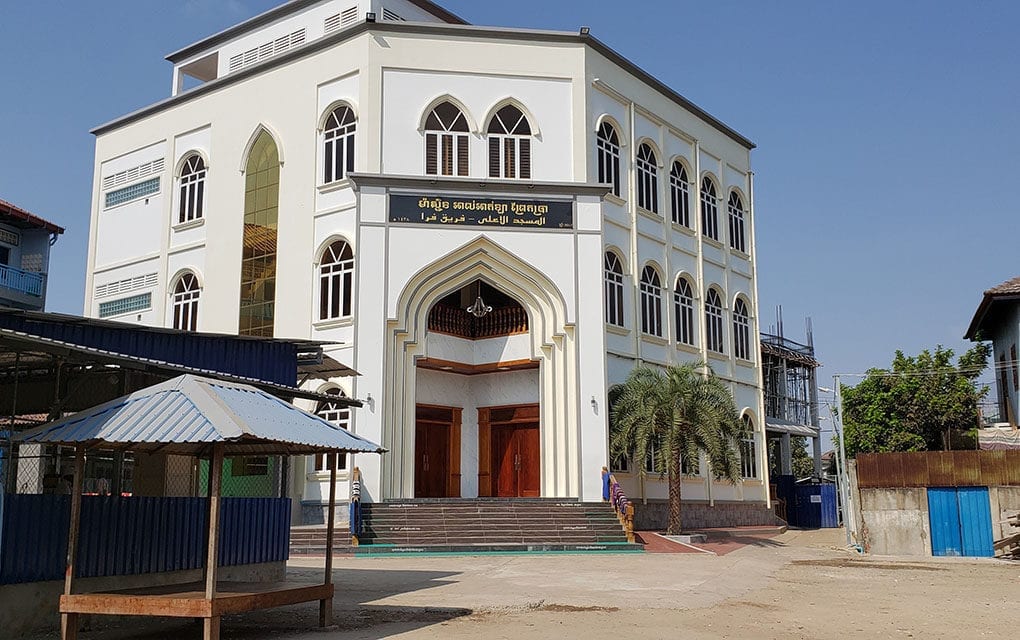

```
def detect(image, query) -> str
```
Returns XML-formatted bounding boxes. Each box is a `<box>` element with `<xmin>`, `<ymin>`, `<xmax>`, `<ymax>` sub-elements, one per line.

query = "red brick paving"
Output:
<box><xmin>635</xmin><ymin>530</ymin><xmax>782</xmax><ymax>555</ymax></box>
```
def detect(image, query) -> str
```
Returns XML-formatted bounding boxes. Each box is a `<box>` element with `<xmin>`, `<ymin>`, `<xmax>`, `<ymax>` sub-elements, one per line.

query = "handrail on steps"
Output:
<box><xmin>602</xmin><ymin>466</ymin><xmax>635</xmax><ymax>543</ymax></box>
<box><xmin>349</xmin><ymin>467</ymin><xmax>362</xmax><ymax>546</ymax></box>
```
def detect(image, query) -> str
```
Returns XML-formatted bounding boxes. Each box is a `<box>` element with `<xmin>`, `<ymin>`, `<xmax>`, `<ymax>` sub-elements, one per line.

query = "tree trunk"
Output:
<box><xmin>667</xmin><ymin>451</ymin><xmax>683</xmax><ymax>535</ymax></box>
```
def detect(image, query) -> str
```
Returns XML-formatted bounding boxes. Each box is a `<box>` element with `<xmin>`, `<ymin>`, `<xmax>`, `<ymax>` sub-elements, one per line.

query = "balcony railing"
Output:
<box><xmin>428</xmin><ymin>304</ymin><xmax>529</xmax><ymax>340</ymax></box>
<box><xmin>0</xmin><ymin>263</ymin><xmax>44</xmax><ymax>297</ymax></box>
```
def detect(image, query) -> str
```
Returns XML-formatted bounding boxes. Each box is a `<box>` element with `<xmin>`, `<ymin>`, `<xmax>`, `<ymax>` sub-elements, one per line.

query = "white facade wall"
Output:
<box><xmin>85</xmin><ymin>19</ymin><xmax>766</xmax><ymax>513</ymax></box>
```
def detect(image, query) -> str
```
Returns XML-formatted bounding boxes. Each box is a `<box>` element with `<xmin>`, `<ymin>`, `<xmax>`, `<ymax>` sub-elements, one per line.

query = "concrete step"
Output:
<box><xmin>354</xmin><ymin>542</ymin><xmax>643</xmax><ymax>555</ymax></box>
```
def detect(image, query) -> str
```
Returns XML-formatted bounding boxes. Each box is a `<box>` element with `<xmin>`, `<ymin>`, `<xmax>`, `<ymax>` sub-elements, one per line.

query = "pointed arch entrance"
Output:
<box><xmin>381</xmin><ymin>237</ymin><xmax>578</xmax><ymax>500</ymax></box>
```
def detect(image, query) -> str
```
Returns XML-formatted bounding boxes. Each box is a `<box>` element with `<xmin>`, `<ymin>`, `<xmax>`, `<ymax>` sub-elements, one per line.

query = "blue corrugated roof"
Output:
<box><xmin>15</xmin><ymin>375</ymin><xmax>384</xmax><ymax>456</ymax></box>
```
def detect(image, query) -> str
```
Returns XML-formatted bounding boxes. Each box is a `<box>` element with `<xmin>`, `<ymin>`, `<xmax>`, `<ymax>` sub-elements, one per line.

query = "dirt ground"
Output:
<box><xmin>26</xmin><ymin>529</ymin><xmax>1019</xmax><ymax>639</ymax></box>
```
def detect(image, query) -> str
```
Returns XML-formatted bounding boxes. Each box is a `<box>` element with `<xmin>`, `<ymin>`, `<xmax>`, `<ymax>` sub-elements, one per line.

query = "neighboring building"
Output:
<box><xmin>83</xmin><ymin>0</ymin><xmax>768</xmax><ymax>524</ymax></box>
<box><xmin>966</xmin><ymin>276</ymin><xmax>1020</xmax><ymax>428</ymax></box>
<box><xmin>0</xmin><ymin>199</ymin><xmax>63</xmax><ymax>311</ymax></box>
<box><xmin>761</xmin><ymin>318</ymin><xmax>822</xmax><ymax>479</ymax></box>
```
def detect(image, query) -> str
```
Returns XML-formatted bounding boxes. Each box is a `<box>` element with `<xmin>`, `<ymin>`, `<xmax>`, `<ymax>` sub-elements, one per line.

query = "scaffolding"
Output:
<box><xmin>761</xmin><ymin>310</ymin><xmax>823</xmax><ymax>480</ymax></box>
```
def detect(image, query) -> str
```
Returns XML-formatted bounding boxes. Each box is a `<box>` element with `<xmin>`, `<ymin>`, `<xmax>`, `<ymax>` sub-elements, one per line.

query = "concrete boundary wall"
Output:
<box><xmin>633</xmin><ymin>500</ymin><xmax>785</xmax><ymax>530</ymax></box>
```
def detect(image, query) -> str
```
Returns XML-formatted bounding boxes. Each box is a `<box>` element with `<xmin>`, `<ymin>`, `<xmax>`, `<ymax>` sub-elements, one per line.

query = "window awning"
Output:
<box><xmin>765</xmin><ymin>417</ymin><xmax>819</xmax><ymax>437</ymax></box>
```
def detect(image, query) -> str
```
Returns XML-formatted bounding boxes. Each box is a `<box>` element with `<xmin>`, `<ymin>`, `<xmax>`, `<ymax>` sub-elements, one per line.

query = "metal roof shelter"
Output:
<box><xmin>15</xmin><ymin>374</ymin><xmax>383</xmax><ymax>640</ymax></box>
<box><xmin>0</xmin><ymin>310</ymin><xmax>361</xmax><ymax>421</ymax></box>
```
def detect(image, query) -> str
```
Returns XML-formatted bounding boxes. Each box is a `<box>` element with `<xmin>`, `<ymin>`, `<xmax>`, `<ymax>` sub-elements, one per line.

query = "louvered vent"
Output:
<box><xmin>0</xmin><ymin>229</ymin><xmax>19</xmax><ymax>247</ymax></box>
<box><xmin>228</xmin><ymin>29</ymin><xmax>307</xmax><ymax>73</ymax></box>
<box><xmin>102</xmin><ymin>159</ymin><xmax>166</xmax><ymax>191</ymax></box>
<box><xmin>382</xmin><ymin>9</ymin><xmax>405</xmax><ymax>21</ymax></box>
<box><xmin>95</xmin><ymin>273</ymin><xmax>159</xmax><ymax>299</ymax></box>
<box><xmin>341</xmin><ymin>7</ymin><xmax>359</xmax><ymax>26</ymax></box>
<box><xmin>324</xmin><ymin>13</ymin><xmax>342</xmax><ymax>33</ymax></box>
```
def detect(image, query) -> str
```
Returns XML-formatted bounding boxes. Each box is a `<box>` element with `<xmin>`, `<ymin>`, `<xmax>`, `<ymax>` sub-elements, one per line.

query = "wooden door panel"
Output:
<box><xmin>517</xmin><ymin>425</ymin><xmax>541</xmax><ymax>497</ymax></box>
<box><xmin>492</xmin><ymin>427</ymin><xmax>516</xmax><ymax>498</ymax></box>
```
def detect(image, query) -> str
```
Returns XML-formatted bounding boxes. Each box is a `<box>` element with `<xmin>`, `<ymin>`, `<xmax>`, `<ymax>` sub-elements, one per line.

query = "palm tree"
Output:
<box><xmin>610</xmin><ymin>361</ymin><xmax>745</xmax><ymax>535</ymax></box>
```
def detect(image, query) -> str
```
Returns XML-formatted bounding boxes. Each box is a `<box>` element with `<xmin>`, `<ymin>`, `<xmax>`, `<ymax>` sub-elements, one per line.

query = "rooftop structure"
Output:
<box><xmin>0</xmin><ymin>199</ymin><xmax>64</xmax><ymax>312</ymax></box>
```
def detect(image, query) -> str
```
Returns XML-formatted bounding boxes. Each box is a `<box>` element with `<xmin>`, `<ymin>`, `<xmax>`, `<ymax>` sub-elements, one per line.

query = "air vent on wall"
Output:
<box><xmin>102</xmin><ymin>159</ymin><xmax>165</xmax><ymax>191</ymax></box>
<box><xmin>325</xmin><ymin>7</ymin><xmax>359</xmax><ymax>34</ymax></box>
<box><xmin>94</xmin><ymin>273</ymin><xmax>158</xmax><ymax>299</ymax></box>
<box><xmin>228</xmin><ymin>29</ymin><xmax>307</xmax><ymax>73</ymax></box>
<box><xmin>382</xmin><ymin>9</ymin><xmax>405</xmax><ymax>21</ymax></box>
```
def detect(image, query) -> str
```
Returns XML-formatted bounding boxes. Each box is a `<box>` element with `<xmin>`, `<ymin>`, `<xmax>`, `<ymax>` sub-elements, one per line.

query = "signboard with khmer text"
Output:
<box><xmin>389</xmin><ymin>194</ymin><xmax>573</xmax><ymax>229</ymax></box>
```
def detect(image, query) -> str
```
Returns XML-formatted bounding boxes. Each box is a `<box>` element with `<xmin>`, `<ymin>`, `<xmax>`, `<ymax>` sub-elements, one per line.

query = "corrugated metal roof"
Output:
<box><xmin>764</xmin><ymin>417</ymin><xmax>819</xmax><ymax>437</ymax></box>
<box><xmin>15</xmin><ymin>374</ymin><xmax>384</xmax><ymax>456</ymax></box>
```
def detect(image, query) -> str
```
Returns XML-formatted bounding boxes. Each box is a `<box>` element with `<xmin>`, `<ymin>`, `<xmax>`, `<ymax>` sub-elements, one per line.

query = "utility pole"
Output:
<box><xmin>832</xmin><ymin>375</ymin><xmax>856</xmax><ymax>548</ymax></box>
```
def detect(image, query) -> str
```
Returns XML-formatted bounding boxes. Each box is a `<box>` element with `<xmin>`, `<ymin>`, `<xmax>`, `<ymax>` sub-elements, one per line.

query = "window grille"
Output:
<box><xmin>0</xmin><ymin>229</ymin><xmax>19</xmax><ymax>247</ymax></box>
<box><xmin>604</xmin><ymin>252</ymin><xmax>625</xmax><ymax>327</ymax></box>
<box><xmin>674</xmin><ymin>278</ymin><xmax>695</xmax><ymax>346</ymax></box>
<box><xmin>596</xmin><ymin>121</ymin><xmax>621</xmax><ymax>197</ymax></box>
<box><xmin>487</xmin><ymin>104</ymin><xmax>532</xmax><ymax>179</ymax></box>
<box><xmin>701</xmin><ymin>178</ymin><xmax>719</xmax><ymax>241</ymax></box>
<box><xmin>705</xmin><ymin>288</ymin><xmax>724</xmax><ymax>353</ymax></box>
<box><xmin>670</xmin><ymin>161</ymin><xmax>690</xmax><ymax>227</ymax></box>
<box><xmin>319</xmin><ymin>240</ymin><xmax>354</xmax><ymax>320</ymax></box>
<box><xmin>728</xmin><ymin>192</ymin><xmax>747</xmax><ymax>252</ymax></box>
<box><xmin>636</xmin><ymin>144</ymin><xmax>658</xmax><ymax>213</ymax></box>
<box><xmin>733</xmin><ymin>298</ymin><xmax>751</xmax><ymax>360</ymax></box>
<box><xmin>640</xmin><ymin>266</ymin><xmax>663</xmax><ymax>337</ymax></box>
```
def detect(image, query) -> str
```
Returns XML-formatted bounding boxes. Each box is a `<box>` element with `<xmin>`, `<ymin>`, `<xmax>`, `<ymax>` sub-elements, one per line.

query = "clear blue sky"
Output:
<box><xmin>1</xmin><ymin>1</ymin><xmax>1017</xmax><ymax>392</ymax></box>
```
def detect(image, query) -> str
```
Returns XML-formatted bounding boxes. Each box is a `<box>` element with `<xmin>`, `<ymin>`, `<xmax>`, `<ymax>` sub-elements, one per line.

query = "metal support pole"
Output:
<box><xmin>60</xmin><ymin>446</ymin><xmax>85</xmax><ymax>640</ymax></box>
<box><xmin>204</xmin><ymin>444</ymin><xmax>224</xmax><ymax>640</ymax></box>
<box><xmin>833</xmin><ymin>376</ymin><xmax>855</xmax><ymax>547</ymax></box>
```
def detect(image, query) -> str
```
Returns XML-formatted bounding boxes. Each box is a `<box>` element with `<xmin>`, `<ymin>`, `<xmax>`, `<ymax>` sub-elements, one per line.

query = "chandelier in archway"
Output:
<box><xmin>465</xmin><ymin>281</ymin><xmax>493</xmax><ymax>318</ymax></box>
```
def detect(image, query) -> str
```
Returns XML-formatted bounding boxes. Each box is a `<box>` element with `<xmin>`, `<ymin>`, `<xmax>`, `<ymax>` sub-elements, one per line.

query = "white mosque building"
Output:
<box><xmin>84</xmin><ymin>0</ymin><xmax>769</xmax><ymax>525</ymax></box>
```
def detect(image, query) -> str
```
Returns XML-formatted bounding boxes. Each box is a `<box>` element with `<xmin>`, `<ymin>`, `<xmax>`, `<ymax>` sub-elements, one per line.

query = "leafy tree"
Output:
<box><xmin>609</xmin><ymin>362</ymin><xmax>743</xmax><ymax>534</ymax></box>
<box><xmin>791</xmin><ymin>436</ymin><xmax>816</xmax><ymax>478</ymax></box>
<box><xmin>841</xmin><ymin>344</ymin><xmax>990</xmax><ymax>457</ymax></box>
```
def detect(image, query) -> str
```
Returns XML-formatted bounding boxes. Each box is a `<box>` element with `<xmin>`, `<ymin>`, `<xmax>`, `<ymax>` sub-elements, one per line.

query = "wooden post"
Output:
<box><xmin>203</xmin><ymin>444</ymin><xmax>224</xmax><ymax>640</ymax></box>
<box><xmin>61</xmin><ymin>445</ymin><xmax>85</xmax><ymax>640</ymax></box>
<box><xmin>319</xmin><ymin>452</ymin><xmax>338</xmax><ymax>627</ymax></box>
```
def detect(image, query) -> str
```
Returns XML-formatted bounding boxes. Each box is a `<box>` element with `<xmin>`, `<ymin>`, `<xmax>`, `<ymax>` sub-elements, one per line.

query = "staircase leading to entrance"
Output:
<box><xmin>355</xmin><ymin>498</ymin><xmax>643</xmax><ymax>554</ymax></box>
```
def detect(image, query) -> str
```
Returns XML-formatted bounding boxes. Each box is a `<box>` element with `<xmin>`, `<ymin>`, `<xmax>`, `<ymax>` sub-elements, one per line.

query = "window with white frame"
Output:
<box><xmin>701</xmin><ymin>177</ymin><xmax>719</xmax><ymax>241</ymax></box>
<box><xmin>318</xmin><ymin>240</ymin><xmax>354</xmax><ymax>321</ymax></box>
<box><xmin>705</xmin><ymin>288</ymin><xmax>724</xmax><ymax>353</ymax></box>
<box><xmin>669</xmin><ymin>161</ymin><xmax>690</xmax><ymax>227</ymax></box>
<box><xmin>604</xmin><ymin>252</ymin><xmax>625</xmax><ymax>327</ymax></box>
<box><xmin>640</xmin><ymin>266</ymin><xmax>663</xmax><ymax>337</ymax></box>
<box><xmin>323</xmin><ymin>105</ymin><xmax>356</xmax><ymax>184</ymax></box>
<box><xmin>177</xmin><ymin>155</ymin><xmax>206</xmax><ymax>224</ymax></box>
<box><xmin>674</xmin><ymin>277</ymin><xmax>695</xmax><ymax>346</ymax></box>
<box><xmin>740</xmin><ymin>416</ymin><xmax>757</xmax><ymax>479</ymax></box>
<box><xmin>172</xmin><ymin>272</ymin><xmax>200</xmax><ymax>332</ymax></box>
<box><xmin>733</xmin><ymin>298</ymin><xmax>751</xmax><ymax>360</ymax></box>
<box><xmin>487</xmin><ymin>104</ymin><xmax>532</xmax><ymax>179</ymax></box>
<box><xmin>597</xmin><ymin>121</ymin><xmax>621</xmax><ymax>197</ymax></box>
<box><xmin>314</xmin><ymin>388</ymin><xmax>350</xmax><ymax>471</ymax></box>
<box><xmin>425</xmin><ymin>101</ymin><xmax>469</xmax><ymax>177</ymax></box>
<box><xmin>728</xmin><ymin>191</ymin><xmax>746</xmax><ymax>253</ymax></box>
<box><xmin>636</xmin><ymin>143</ymin><xmax>659</xmax><ymax>213</ymax></box>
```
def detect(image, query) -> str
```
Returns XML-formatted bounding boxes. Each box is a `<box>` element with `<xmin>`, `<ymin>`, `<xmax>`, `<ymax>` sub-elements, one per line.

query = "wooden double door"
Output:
<box><xmin>479</xmin><ymin>404</ymin><xmax>540</xmax><ymax>498</ymax></box>
<box><xmin>414</xmin><ymin>404</ymin><xmax>461</xmax><ymax>498</ymax></box>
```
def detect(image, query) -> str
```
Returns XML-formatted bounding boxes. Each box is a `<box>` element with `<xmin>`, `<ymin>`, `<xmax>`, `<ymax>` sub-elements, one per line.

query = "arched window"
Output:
<box><xmin>314</xmin><ymin>388</ymin><xmax>350</xmax><ymax>471</ymax></box>
<box><xmin>239</xmin><ymin>130</ymin><xmax>279</xmax><ymax>337</ymax></box>
<box><xmin>674</xmin><ymin>277</ymin><xmax>695</xmax><ymax>346</ymax></box>
<box><xmin>733</xmin><ymin>298</ymin><xmax>751</xmax><ymax>360</ymax></box>
<box><xmin>597</xmin><ymin>121</ymin><xmax>621</xmax><ymax>197</ymax></box>
<box><xmin>701</xmin><ymin>177</ymin><xmax>719</xmax><ymax>241</ymax></box>
<box><xmin>669</xmin><ymin>161</ymin><xmax>690</xmax><ymax>227</ymax></box>
<box><xmin>604</xmin><ymin>251</ymin><xmax>625</xmax><ymax>327</ymax></box>
<box><xmin>425</xmin><ymin>101</ymin><xmax>469</xmax><ymax>176</ymax></box>
<box><xmin>487</xmin><ymin>104</ymin><xmax>532</xmax><ymax>179</ymax></box>
<box><xmin>178</xmin><ymin>155</ymin><xmax>206</xmax><ymax>225</ymax></box>
<box><xmin>740</xmin><ymin>415</ymin><xmax>757</xmax><ymax>479</ymax></box>
<box><xmin>319</xmin><ymin>240</ymin><xmax>354</xmax><ymax>321</ymax></box>
<box><xmin>640</xmin><ymin>266</ymin><xmax>663</xmax><ymax>337</ymax></box>
<box><xmin>705</xmin><ymin>288</ymin><xmax>724</xmax><ymax>353</ymax></box>
<box><xmin>728</xmin><ymin>191</ymin><xmax>746</xmax><ymax>253</ymax></box>
<box><xmin>636</xmin><ymin>143</ymin><xmax>659</xmax><ymax>213</ymax></box>
<box><xmin>172</xmin><ymin>272</ymin><xmax>200</xmax><ymax>332</ymax></box>
<box><xmin>322</xmin><ymin>105</ymin><xmax>356</xmax><ymax>184</ymax></box>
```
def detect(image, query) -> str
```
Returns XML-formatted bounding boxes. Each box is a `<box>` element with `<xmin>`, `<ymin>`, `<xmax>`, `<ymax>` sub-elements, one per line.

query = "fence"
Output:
<box><xmin>0</xmin><ymin>495</ymin><xmax>290</xmax><ymax>584</ymax></box>
<box><xmin>856</xmin><ymin>451</ymin><xmax>1020</xmax><ymax>488</ymax></box>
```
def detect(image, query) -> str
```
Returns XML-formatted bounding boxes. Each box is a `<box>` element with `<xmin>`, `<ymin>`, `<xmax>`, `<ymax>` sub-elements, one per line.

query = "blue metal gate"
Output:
<box><xmin>927</xmin><ymin>487</ymin><xmax>993</xmax><ymax>557</ymax></box>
